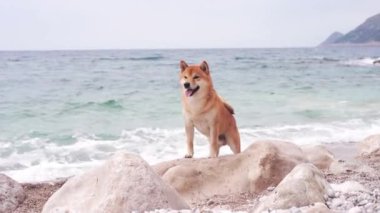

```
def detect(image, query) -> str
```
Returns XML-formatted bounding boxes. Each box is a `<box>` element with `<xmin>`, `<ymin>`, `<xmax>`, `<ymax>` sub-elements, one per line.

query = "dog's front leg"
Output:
<box><xmin>185</xmin><ymin>121</ymin><xmax>194</xmax><ymax>158</ymax></box>
<box><xmin>209</xmin><ymin>127</ymin><xmax>219</xmax><ymax>158</ymax></box>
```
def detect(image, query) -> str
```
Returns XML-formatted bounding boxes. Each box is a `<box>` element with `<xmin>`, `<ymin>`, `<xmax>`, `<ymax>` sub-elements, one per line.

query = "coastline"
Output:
<box><xmin>9</xmin><ymin>140</ymin><xmax>380</xmax><ymax>212</ymax></box>
<box><xmin>319</xmin><ymin>42</ymin><xmax>380</xmax><ymax>47</ymax></box>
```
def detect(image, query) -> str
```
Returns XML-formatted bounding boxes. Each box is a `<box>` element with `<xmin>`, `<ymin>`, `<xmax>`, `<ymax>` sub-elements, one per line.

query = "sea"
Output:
<box><xmin>1</xmin><ymin>47</ymin><xmax>380</xmax><ymax>182</ymax></box>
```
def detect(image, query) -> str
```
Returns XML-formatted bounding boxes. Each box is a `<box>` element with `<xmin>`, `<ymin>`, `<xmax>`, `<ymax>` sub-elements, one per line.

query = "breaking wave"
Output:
<box><xmin>342</xmin><ymin>57</ymin><xmax>380</xmax><ymax>67</ymax></box>
<box><xmin>1</xmin><ymin>118</ymin><xmax>380</xmax><ymax>182</ymax></box>
<box><xmin>96</xmin><ymin>56</ymin><xmax>164</xmax><ymax>61</ymax></box>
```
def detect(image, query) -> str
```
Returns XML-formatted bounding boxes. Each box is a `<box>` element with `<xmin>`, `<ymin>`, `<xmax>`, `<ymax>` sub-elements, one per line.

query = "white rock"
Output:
<box><xmin>348</xmin><ymin>206</ymin><xmax>363</xmax><ymax>213</ymax></box>
<box><xmin>358</xmin><ymin>199</ymin><xmax>368</xmax><ymax>206</ymax></box>
<box><xmin>336</xmin><ymin>191</ymin><xmax>342</xmax><ymax>197</ymax></box>
<box><xmin>0</xmin><ymin>174</ymin><xmax>26</xmax><ymax>213</ymax></box>
<box><xmin>301</xmin><ymin>145</ymin><xmax>335</xmax><ymax>170</ymax></box>
<box><xmin>253</xmin><ymin>163</ymin><xmax>332</xmax><ymax>212</ymax></box>
<box><xmin>331</xmin><ymin>198</ymin><xmax>344</xmax><ymax>208</ymax></box>
<box><xmin>42</xmin><ymin>152</ymin><xmax>189</xmax><ymax>213</ymax></box>
<box><xmin>373</xmin><ymin>189</ymin><xmax>380</xmax><ymax>195</ymax></box>
<box><xmin>330</xmin><ymin>181</ymin><xmax>368</xmax><ymax>193</ymax></box>
<box><xmin>359</xmin><ymin>134</ymin><xmax>380</xmax><ymax>156</ymax></box>
<box><xmin>154</xmin><ymin>140</ymin><xmax>308</xmax><ymax>203</ymax></box>
<box><xmin>365</xmin><ymin>202</ymin><xmax>374</xmax><ymax>209</ymax></box>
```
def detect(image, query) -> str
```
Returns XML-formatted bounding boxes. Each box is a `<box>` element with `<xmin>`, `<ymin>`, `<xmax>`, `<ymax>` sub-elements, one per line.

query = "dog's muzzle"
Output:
<box><xmin>184</xmin><ymin>84</ymin><xmax>200</xmax><ymax>97</ymax></box>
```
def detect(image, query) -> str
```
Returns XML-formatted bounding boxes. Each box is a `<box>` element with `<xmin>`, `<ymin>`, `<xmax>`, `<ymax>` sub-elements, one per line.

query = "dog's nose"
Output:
<box><xmin>184</xmin><ymin>82</ymin><xmax>190</xmax><ymax>89</ymax></box>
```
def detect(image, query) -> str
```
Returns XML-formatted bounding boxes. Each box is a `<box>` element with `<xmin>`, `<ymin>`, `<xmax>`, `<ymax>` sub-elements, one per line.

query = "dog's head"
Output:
<box><xmin>179</xmin><ymin>60</ymin><xmax>213</xmax><ymax>98</ymax></box>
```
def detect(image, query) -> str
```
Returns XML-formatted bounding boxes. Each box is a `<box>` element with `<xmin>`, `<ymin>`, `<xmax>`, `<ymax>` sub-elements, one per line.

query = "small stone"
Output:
<box><xmin>340</xmin><ymin>194</ymin><xmax>347</xmax><ymax>200</ymax></box>
<box><xmin>267</xmin><ymin>186</ymin><xmax>275</xmax><ymax>191</ymax></box>
<box><xmin>358</xmin><ymin>199</ymin><xmax>368</xmax><ymax>206</ymax></box>
<box><xmin>327</xmin><ymin>190</ymin><xmax>335</xmax><ymax>198</ymax></box>
<box><xmin>182</xmin><ymin>210</ymin><xmax>194</xmax><ymax>213</ymax></box>
<box><xmin>348</xmin><ymin>206</ymin><xmax>362</xmax><ymax>213</ymax></box>
<box><xmin>357</xmin><ymin>194</ymin><xmax>364</xmax><ymax>202</ymax></box>
<box><xmin>331</xmin><ymin>199</ymin><xmax>344</xmax><ymax>208</ymax></box>
<box><xmin>207</xmin><ymin>200</ymin><xmax>215</xmax><ymax>206</ymax></box>
<box><xmin>212</xmin><ymin>205</ymin><xmax>230</xmax><ymax>211</ymax></box>
<box><xmin>373</xmin><ymin>189</ymin><xmax>379</xmax><ymax>195</ymax></box>
<box><xmin>191</xmin><ymin>209</ymin><xmax>201</xmax><ymax>213</ymax></box>
<box><xmin>289</xmin><ymin>206</ymin><xmax>301</xmax><ymax>213</ymax></box>
<box><xmin>328</xmin><ymin>192</ymin><xmax>335</xmax><ymax>198</ymax></box>
<box><xmin>344</xmin><ymin>201</ymin><xmax>354</xmax><ymax>209</ymax></box>
<box><xmin>324</xmin><ymin>194</ymin><xmax>329</xmax><ymax>200</ymax></box>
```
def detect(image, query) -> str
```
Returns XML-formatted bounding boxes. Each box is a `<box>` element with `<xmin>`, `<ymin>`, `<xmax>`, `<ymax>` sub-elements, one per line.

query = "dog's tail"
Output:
<box><xmin>223</xmin><ymin>101</ymin><xmax>235</xmax><ymax>115</ymax></box>
<box><xmin>218</xmin><ymin>95</ymin><xmax>235</xmax><ymax>114</ymax></box>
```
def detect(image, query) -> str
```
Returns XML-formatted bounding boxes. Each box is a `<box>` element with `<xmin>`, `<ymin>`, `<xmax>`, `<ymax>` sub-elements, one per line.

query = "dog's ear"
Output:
<box><xmin>200</xmin><ymin>61</ymin><xmax>210</xmax><ymax>74</ymax></box>
<box><xmin>180</xmin><ymin>60</ymin><xmax>188</xmax><ymax>72</ymax></box>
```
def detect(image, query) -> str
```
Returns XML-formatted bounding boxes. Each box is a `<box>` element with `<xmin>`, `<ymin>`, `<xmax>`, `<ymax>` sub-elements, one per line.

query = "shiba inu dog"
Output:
<box><xmin>179</xmin><ymin>60</ymin><xmax>241</xmax><ymax>158</ymax></box>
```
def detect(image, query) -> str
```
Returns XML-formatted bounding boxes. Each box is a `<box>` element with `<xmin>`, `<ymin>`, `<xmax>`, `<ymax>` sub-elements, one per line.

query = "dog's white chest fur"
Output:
<box><xmin>192</xmin><ymin>117</ymin><xmax>210</xmax><ymax>136</ymax></box>
<box><xmin>188</xmin><ymin>107</ymin><xmax>217</xmax><ymax>136</ymax></box>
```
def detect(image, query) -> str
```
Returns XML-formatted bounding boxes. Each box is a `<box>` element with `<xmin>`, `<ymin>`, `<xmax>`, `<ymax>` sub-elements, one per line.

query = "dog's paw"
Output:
<box><xmin>184</xmin><ymin>154</ymin><xmax>193</xmax><ymax>158</ymax></box>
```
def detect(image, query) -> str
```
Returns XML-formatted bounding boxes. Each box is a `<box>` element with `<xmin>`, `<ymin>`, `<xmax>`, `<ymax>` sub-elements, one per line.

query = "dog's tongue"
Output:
<box><xmin>185</xmin><ymin>89</ymin><xmax>193</xmax><ymax>97</ymax></box>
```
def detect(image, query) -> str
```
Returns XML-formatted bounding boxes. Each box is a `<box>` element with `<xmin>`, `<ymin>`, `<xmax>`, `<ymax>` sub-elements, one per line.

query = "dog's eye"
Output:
<box><xmin>184</xmin><ymin>76</ymin><xmax>188</xmax><ymax>79</ymax></box>
<box><xmin>193</xmin><ymin>76</ymin><xmax>200</xmax><ymax>80</ymax></box>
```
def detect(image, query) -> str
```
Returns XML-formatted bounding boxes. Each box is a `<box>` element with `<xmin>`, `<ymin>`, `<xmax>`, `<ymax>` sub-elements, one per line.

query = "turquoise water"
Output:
<box><xmin>1</xmin><ymin>48</ymin><xmax>380</xmax><ymax>182</ymax></box>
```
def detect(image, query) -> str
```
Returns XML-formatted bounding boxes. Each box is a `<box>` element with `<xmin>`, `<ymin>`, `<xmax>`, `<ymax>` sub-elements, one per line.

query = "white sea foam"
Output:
<box><xmin>342</xmin><ymin>57</ymin><xmax>380</xmax><ymax>66</ymax></box>
<box><xmin>1</xmin><ymin>118</ymin><xmax>380</xmax><ymax>183</ymax></box>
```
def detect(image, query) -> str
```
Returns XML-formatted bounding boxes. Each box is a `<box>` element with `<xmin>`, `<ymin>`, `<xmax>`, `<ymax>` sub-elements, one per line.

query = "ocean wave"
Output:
<box><xmin>293</xmin><ymin>57</ymin><xmax>340</xmax><ymax>64</ymax></box>
<box><xmin>243</xmin><ymin>118</ymin><xmax>380</xmax><ymax>144</ymax></box>
<box><xmin>341</xmin><ymin>57</ymin><xmax>380</xmax><ymax>67</ymax></box>
<box><xmin>98</xmin><ymin>99</ymin><xmax>123</xmax><ymax>109</ymax></box>
<box><xmin>128</xmin><ymin>56</ymin><xmax>164</xmax><ymax>61</ymax></box>
<box><xmin>96</xmin><ymin>55</ymin><xmax>164</xmax><ymax>62</ymax></box>
<box><xmin>234</xmin><ymin>56</ymin><xmax>262</xmax><ymax>61</ymax></box>
<box><xmin>61</xmin><ymin>100</ymin><xmax>124</xmax><ymax>113</ymax></box>
<box><xmin>309</xmin><ymin>56</ymin><xmax>340</xmax><ymax>62</ymax></box>
<box><xmin>7</xmin><ymin>58</ymin><xmax>21</xmax><ymax>62</ymax></box>
<box><xmin>1</xmin><ymin>118</ymin><xmax>380</xmax><ymax>182</ymax></box>
<box><xmin>321</xmin><ymin>57</ymin><xmax>340</xmax><ymax>62</ymax></box>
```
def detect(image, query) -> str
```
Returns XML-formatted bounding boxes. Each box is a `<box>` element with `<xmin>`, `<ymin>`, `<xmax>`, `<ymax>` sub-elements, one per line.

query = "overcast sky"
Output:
<box><xmin>0</xmin><ymin>0</ymin><xmax>379</xmax><ymax>50</ymax></box>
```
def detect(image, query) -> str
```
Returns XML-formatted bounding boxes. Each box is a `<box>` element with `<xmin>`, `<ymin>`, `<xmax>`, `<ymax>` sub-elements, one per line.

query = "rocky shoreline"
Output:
<box><xmin>1</xmin><ymin>135</ymin><xmax>380</xmax><ymax>213</ymax></box>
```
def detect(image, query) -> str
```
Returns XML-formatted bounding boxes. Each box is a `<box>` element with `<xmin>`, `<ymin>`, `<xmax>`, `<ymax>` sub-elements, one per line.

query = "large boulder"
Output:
<box><xmin>0</xmin><ymin>174</ymin><xmax>26</xmax><ymax>213</ymax></box>
<box><xmin>153</xmin><ymin>140</ymin><xmax>308</xmax><ymax>203</ymax></box>
<box><xmin>42</xmin><ymin>152</ymin><xmax>189</xmax><ymax>213</ymax></box>
<box><xmin>359</xmin><ymin>134</ymin><xmax>380</xmax><ymax>156</ymax></box>
<box><xmin>254</xmin><ymin>163</ymin><xmax>332</xmax><ymax>212</ymax></box>
<box><xmin>301</xmin><ymin>145</ymin><xmax>335</xmax><ymax>171</ymax></box>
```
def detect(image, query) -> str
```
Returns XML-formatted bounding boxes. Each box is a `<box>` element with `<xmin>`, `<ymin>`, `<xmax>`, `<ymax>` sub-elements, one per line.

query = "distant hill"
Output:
<box><xmin>319</xmin><ymin>32</ymin><xmax>344</xmax><ymax>45</ymax></box>
<box><xmin>320</xmin><ymin>13</ymin><xmax>380</xmax><ymax>46</ymax></box>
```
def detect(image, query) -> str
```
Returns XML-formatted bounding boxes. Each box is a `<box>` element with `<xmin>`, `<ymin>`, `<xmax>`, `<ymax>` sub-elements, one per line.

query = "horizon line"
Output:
<box><xmin>0</xmin><ymin>46</ymin><xmax>320</xmax><ymax>52</ymax></box>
